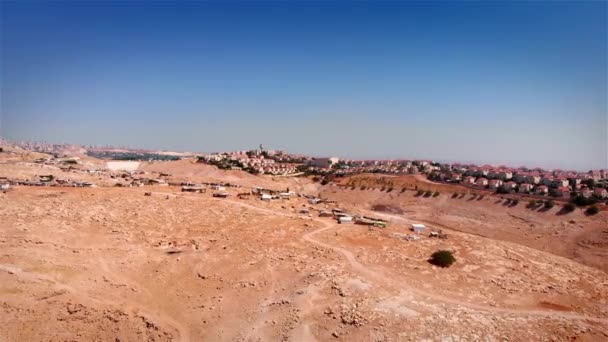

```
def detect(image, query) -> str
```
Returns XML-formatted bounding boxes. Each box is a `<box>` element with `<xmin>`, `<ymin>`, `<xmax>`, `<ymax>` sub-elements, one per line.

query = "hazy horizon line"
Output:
<box><xmin>2</xmin><ymin>135</ymin><xmax>604</xmax><ymax>173</ymax></box>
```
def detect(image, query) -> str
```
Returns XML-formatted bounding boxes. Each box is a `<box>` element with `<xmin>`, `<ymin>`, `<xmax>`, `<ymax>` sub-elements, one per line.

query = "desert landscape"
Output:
<box><xmin>1</xmin><ymin>150</ymin><xmax>607</xmax><ymax>342</ymax></box>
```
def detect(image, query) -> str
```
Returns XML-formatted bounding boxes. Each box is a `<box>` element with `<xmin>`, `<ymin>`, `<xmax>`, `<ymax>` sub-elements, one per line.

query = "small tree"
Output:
<box><xmin>451</xmin><ymin>193</ymin><xmax>458</xmax><ymax>198</ymax></box>
<box><xmin>424</xmin><ymin>190</ymin><xmax>433</xmax><ymax>197</ymax></box>
<box><xmin>586</xmin><ymin>205</ymin><xmax>599</xmax><ymax>216</ymax></box>
<box><xmin>416</xmin><ymin>190</ymin><xmax>424</xmax><ymax>196</ymax></box>
<box><xmin>433</xmin><ymin>191</ymin><xmax>440</xmax><ymax>197</ymax></box>
<box><xmin>544</xmin><ymin>200</ymin><xmax>554</xmax><ymax>209</ymax></box>
<box><xmin>429</xmin><ymin>250</ymin><xmax>456</xmax><ymax>268</ymax></box>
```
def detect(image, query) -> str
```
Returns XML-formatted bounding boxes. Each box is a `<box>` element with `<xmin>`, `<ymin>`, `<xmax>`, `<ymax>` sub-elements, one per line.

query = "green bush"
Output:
<box><xmin>544</xmin><ymin>200</ymin><xmax>555</xmax><ymax>209</ymax></box>
<box><xmin>424</xmin><ymin>190</ymin><xmax>433</xmax><ymax>197</ymax></box>
<box><xmin>572</xmin><ymin>195</ymin><xmax>598</xmax><ymax>206</ymax></box>
<box><xmin>401</xmin><ymin>187</ymin><xmax>407</xmax><ymax>193</ymax></box>
<box><xmin>563</xmin><ymin>203</ymin><xmax>576</xmax><ymax>213</ymax></box>
<box><xmin>512</xmin><ymin>199</ymin><xmax>519</xmax><ymax>205</ymax></box>
<box><xmin>429</xmin><ymin>250</ymin><xmax>456</xmax><ymax>268</ymax></box>
<box><xmin>432</xmin><ymin>191</ymin><xmax>440</xmax><ymax>197</ymax></box>
<box><xmin>586</xmin><ymin>205</ymin><xmax>599</xmax><ymax>215</ymax></box>
<box><xmin>320</xmin><ymin>178</ymin><xmax>329</xmax><ymax>185</ymax></box>
<box><xmin>416</xmin><ymin>190</ymin><xmax>424</xmax><ymax>196</ymax></box>
<box><xmin>451</xmin><ymin>193</ymin><xmax>458</xmax><ymax>198</ymax></box>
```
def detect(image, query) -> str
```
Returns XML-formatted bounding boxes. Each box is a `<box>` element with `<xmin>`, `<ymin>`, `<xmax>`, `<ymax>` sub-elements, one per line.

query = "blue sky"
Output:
<box><xmin>1</xmin><ymin>1</ymin><xmax>606</xmax><ymax>170</ymax></box>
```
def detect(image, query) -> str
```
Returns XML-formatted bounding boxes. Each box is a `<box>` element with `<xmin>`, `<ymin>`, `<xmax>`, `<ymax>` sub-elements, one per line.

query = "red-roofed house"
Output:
<box><xmin>535</xmin><ymin>185</ymin><xmax>549</xmax><ymax>195</ymax></box>
<box><xmin>488</xmin><ymin>179</ymin><xmax>503</xmax><ymax>190</ymax></box>
<box><xmin>519</xmin><ymin>183</ymin><xmax>533</xmax><ymax>193</ymax></box>
<box><xmin>463</xmin><ymin>176</ymin><xmax>476</xmax><ymax>184</ymax></box>
<box><xmin>594</xmin><ymin>188</ymin><xmax>608</xmax><ymax>199</ymax></box>
<box><xmin>475</xmin><ymin>178</ymin><xmax>489</xmax><ymax>187</ymax></box>
<box><xmin>525</xmin><ymin>175</ymin><xmax>541</xmax><ymax>184</ymax></box>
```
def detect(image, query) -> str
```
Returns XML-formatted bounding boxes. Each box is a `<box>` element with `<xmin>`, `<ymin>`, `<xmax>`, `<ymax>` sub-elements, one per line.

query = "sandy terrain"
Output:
<box><xmin>1</xmin><ymin>153</ymin><xmax>607</xmax><ymax>341</ymax></box>
<box><xmin>324</xmin><ymin>176</ymin><xmax>608</xmax><ymax>273</ymax></box>
<box><xmin>1</xmin><ymin>181</ymin><xmax>607</xmax><ymax>341</ymax></box>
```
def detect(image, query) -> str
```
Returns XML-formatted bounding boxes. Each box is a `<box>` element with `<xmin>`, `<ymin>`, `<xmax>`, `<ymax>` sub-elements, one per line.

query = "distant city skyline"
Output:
<box><xmin>3</xmin><ymin>136</ymin><xmax>605</xmax><ymax>173</ymax></box>
<box><xmin>1</xmin><ymin>1</ymin><xmax>606</xmax><ymax>170</ymax></box>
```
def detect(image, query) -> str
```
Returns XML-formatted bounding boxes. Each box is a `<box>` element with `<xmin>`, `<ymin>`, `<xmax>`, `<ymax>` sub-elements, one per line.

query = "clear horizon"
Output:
<box><xmin>1</xmin><ymin>1</ymin><xmax>607</xmax><ymax>170</ymax></box>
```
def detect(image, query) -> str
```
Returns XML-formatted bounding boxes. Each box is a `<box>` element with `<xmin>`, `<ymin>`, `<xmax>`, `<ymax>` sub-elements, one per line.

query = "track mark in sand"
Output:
<box><xmin>302</xmin><ymin>225</ymin><xmax>608</xmax><ymax>324</ymax></box>
<box><xmin>240</xmin><ymin>262</ymin><xmax>277</xmax><ymax>341</ymax></box>
<box><xmin>96</xmin><ymin>258</ymin><xmax>191</xmax><ymax>342</ymax></box>
<box><xmin>290</xmin><ymin>284</ymin><xmax>322</xmax><ymax>342</ymax></box>
<box><xmin>1</xmin><ymin>262</ymin><xmax>191</xmax><ymax>342</ymax></box>
<box><xmin>215</xmin><ymin>201</ymin><xmax>608</xmax><ymax>325</ymax></box>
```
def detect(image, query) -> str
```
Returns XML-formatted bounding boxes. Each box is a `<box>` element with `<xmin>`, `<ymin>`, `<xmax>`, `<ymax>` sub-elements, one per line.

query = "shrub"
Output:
<box><xmin>477</xmin><ymin>195</ymin><xmax>484</xmax><ymax>200</ymax></box>
<box><xmin>312</xmin><ymin>176</ymin><xmax>320</xmax><ymax>183</ymax></box>
<box><xmin>432</xmin><ymin>191</ymin><xmax>440</xmax><ymax>197</ymax></box>
<box><xmin>381</xmin><ymin>186</ymin><xmax>386</xmax><ymax>191</ymax></box>
<box><xmin>360</xmin><ymin>186</ymin><xmax>366</xmax><ymax>190</ymax></box>
<box><xmin>544</xmin><ymin>200</ymin><xmax>555</xmax><ymax>209</ymax></box>
<box><xmin>512</xmin><ymin>199</ymin><xmax>519</xmax><ymax>205</ymax></box>
<box><xmin>424</xmin><ymin>190</ymin><xmax>433</xmax><ymax>197</ymax></box>
<box><xmin>320</xmin><ymin>178</ymin><xmax>330</xmax><ymax>185</ymax></box>
<box><xmin>563</xmin><ymin>203</ymin><xmax>576</xmax><ymax>213</ymax></box>
<box><xmin>572</xmin><ymin>195</ymin><xmax>598</xmax><ymax>207</ymax></box>
<box><xmin>586</xmin><ymin>205</ymin><xmax>599</xmax><ymax>216</ymax></box>
<box><xmin>387</xmin><ymin>187</ymin><xmax>394</xmax><ymax>193</ymax></box>
<box><xmin>401</xmin><ymin>187</ymin><xmax>407</xmax><ymax>193</ymax></box>
<box><xmin>429</xmin><ymin>250</ymin><xmax>456</xmax><ymax>268</ymax></box>
<box><xmin>451</xmin><ymin>193</ymin><xmax>458</xmax><ymax>198</ymax></box>
<box><xmin>416</xmin><ymin>190</ymin><xmax>424</xmax><ymax>196</ymax></box>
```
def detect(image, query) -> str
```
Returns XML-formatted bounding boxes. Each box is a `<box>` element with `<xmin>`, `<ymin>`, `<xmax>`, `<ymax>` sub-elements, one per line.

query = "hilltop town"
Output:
<box><xmin>1</xmin><ymin>139</ymin><xmax>607</xmax><ymax>341</ymax></box>
<box><xmin>3</xmin><ymin>139</ymin><xmax>607</xmax><ymax>206</ymax></box>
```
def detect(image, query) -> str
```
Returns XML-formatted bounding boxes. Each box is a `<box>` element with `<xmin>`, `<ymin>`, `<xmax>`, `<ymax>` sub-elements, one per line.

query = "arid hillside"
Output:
<box><xmin>1</xmin><ymin>185</ymin><xmax>607</xmax><ymax>341</ymax></box>
<box><xmin>321</xmin><ymin>175</ymin><xmax>608</xmax><ymax>272</ymax></box>
<box><xmin>1</xmin><ymin>159</ymin><xmax>607</xmax><ymax>341</ymax></box>
<box><xmin>138</xmin><ymin>159</ymin><xmax>321</xmax><ymax>194</ymax></box>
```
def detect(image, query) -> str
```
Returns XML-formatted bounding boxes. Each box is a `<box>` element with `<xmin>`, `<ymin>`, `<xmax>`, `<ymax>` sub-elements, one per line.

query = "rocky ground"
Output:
<box><xmin>1</xmin><ymin>182</ymin><xmax>607</xmax><ymax>341</ymax></box>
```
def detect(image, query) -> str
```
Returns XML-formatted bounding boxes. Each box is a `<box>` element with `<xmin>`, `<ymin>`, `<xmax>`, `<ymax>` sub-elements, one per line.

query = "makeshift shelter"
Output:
<box><xmin>338</xmin><ymin>216</ymin><xmax>353</xmax><ymax>224</ymax></box>
<box><xmin>411</xmin><ymin>224</ymin><xmax>426</xmax><ymax>234</ymax></box>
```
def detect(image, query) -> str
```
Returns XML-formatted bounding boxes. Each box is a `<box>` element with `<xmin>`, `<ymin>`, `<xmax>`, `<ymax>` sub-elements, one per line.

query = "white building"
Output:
<box><xmin>307</xmin><ymin>157</ymin><xmax>340</xmax><ymax>169</ymax></box>
<box><xmin>411</xmin><ymin>224</ymin><xmax>426</xmax><ymax>234</ymax></box>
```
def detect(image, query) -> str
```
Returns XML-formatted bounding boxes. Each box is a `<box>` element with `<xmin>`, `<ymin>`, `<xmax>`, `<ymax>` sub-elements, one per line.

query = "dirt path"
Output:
<box><xmin>220</xmin><ymin>202</ymin><xmax>608</xmax><ymax>325</ymax></box>
<box><xmin>302</xmin><ymin>225</ymin><xmax>608</xmax><ymax>325</ymax></box>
